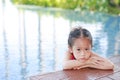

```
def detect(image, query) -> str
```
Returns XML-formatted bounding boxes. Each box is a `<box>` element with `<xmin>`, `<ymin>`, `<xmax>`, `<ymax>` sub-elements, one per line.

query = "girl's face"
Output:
<box><xmin>70</xmin><ymin>37</ymin><xmax>92</xmax><ymax>62</ymax></box>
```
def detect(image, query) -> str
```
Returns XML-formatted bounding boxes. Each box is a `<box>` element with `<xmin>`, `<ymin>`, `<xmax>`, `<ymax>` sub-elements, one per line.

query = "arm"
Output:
<box><xmin>86</xmin><ymin>53</ymin><xmax>114</xmax><ymax>70</ymax></box>
<box><xmin>63</xmin><ymin>60</ymin><xmax>86</xmax><ymax>70</ymax></box>
<box><xmin>63</xmin><ymin>51</ymin><xmax>87</xmax><ymax>70</ymax></box>
<box><xmin>73</xmin><ymin>52</ymin><xmax>114</xmax><ymax>70</ymax></box>
<box><xmin>63</xmin><ymin>51</ymin><xmax>114</xmax><ymax>70</ymax></box>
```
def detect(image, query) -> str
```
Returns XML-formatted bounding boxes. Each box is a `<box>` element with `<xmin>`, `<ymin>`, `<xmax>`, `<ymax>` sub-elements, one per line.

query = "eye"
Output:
<box><xmin>85</xmin><ymin>48</ymin><xmax>89</xmax><ymax>51</ymax></box>
<box><xmin>77</xmin><ymin>49</ymin><xmax>80</xmax><ymax>51</ymax></box>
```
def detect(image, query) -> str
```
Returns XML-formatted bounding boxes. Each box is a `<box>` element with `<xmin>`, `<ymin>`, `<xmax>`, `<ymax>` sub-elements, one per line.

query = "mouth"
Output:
<box><xmin>79</xmin><ymin>58</ymin><xmax>87</xmax><ymax>61</ymax></box>
<box><xmin>80</xmin><ymin>58</ymin><xmax>86</xmax><ymax>60</ymax></box>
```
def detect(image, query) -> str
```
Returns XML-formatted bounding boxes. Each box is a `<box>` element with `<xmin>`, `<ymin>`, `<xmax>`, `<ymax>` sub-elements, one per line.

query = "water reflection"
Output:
<box><xmin>115</xmin><ymin>31</ymin><xmax>120</xmax><ymax>55</ymax></box>
<box><xmin>37</xmin><ymin>13</ymin><xmax>42</xmax><ymax>72</ymax></box>
<box><xmin>18</xmin><ymin>10</ymin><xmax>27</xmax><ymax>80</ymax></box>
<box><xmin>114</xmin><ymin>16</ymin><xmax>120</xmax><ymax>55</ymax></box>
<box><xmin>104</xmin><ymin>16</ymin><xmax>120</xmax><ymax>56</ymax></box>
<box><xmin>1</xmin><ymin>0</ymin><xmax>9</xmax><ymax>80</ymax></box>
<box><xmin>3</xmin><ymin>15</ymin><xmax>9</xmax><ymax>80</ymax></box>
<box><xmin>0</xmin><ymin>1</ymin><xmax>120</xmax><ymax>80</ymax></box>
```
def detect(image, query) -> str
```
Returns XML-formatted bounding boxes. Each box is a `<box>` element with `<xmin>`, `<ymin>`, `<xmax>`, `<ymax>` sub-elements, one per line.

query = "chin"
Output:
<box><xmin>78</xmin><ymin>59</ymin><xmax>87</xmax><ymax>62</ymax></box>
<box><xmin>81</xmin><ymin>59</ymin><xmax>86</xmax><ymax>62</ymax></box>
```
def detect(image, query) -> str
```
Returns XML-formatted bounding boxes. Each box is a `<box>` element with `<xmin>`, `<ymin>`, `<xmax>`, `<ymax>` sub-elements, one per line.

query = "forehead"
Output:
<box><xmin>73</xmin><ymin>37</ymin><xmax>91</xmax><ymax>48</ymax></box>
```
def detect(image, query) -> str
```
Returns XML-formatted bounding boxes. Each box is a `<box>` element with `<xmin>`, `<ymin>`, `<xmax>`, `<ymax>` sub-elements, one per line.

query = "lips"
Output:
<box><xmin>78</xmin><ymin>58</ymin><xmax>87</xmax><ymax>62</ymax></box>
<box><xmin>78</xmin><ymin>58</ymin><xmax>86</xmax><ymax>60</ymax></box>
<box><xmin>80</xmin><ymin>58</ymin><xmax>86</xmax><ymax>60</ymax></box>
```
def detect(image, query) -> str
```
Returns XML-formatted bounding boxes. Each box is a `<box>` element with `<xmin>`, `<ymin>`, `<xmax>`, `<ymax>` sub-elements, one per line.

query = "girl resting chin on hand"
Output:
<box><xmin>63</xmin><ymin>27</ymin><xmax>114</xmax><ymax>70</ymax></box>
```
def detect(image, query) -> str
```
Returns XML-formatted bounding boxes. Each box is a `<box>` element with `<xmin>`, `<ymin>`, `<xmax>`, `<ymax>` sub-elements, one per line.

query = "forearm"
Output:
<box><xmin>98</xmin><ymin>60</ymin><xmax>114</xmax><ymax>70</ymax></box>
<box><xmin>87</xmin><ymin>56</ymin><xmax>114</xmax><ymax>70</ymax></box>
<box><xmin>63</xmin><ymin>60</ymin><xmax>86</xmax><ymax>70</ymax></box>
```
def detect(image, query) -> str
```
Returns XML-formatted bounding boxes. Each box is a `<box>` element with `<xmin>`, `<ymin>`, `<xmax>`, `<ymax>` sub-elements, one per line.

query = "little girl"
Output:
<box><xmin>63</xmin><ymin>27</ymin><xmax>114</xmax><ymax>70</ymax></box>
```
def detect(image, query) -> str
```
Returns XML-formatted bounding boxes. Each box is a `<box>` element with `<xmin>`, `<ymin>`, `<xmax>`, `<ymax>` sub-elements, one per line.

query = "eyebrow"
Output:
<box><xmin>76</xmin><ymin>47</ymin><xmax>90</xmax><ymax>49</ymax></box>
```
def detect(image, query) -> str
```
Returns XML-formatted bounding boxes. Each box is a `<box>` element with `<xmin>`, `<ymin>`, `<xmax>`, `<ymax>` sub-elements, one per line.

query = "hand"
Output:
<box><xmin>73</xmin><ymin>66</ymin><xmax>81</xmax><ymax>70</ymax></box>
<box><xmin>73</xmin><ymin>60</ymin><xmax>89</xmax><ymax>70</ymax></box>
<box><xmin>73</xmin><ymin>65</ymin><xmax>88</xmax><ymax>70</ymax></box>
<box><xmin>86</xmin><ymin>56</ymin><xmax>105</xmax><ymax>69</ymax></box>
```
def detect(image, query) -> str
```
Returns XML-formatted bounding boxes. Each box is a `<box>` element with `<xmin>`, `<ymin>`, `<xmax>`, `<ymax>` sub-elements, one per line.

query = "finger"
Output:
<box><xmin>77</xmin><ymin>67</ymin><xmax>80</xmax><ymax>69</ymax></box>
<box><xmin>78</xmin><ymin>65</ymin><xmax>88</xmax><ymax>69</ymax></box>
<box><xmin>91</xmin><ymin>57</ymin><xmax>104</xmax><ymax>62</ymax></box>
<box><xmin>97</xmin><ymin>59</ymin><xmax>104</xmax><ymax>62</ymax></box>
<box><xmin>73</xmin><ymin>68</ymin><xmax>77</xmax><ymax>70</ymax></box>
<box><xmin>77</xmin><ymin>66</ymin><xmax>83</xmax><ymax>69</ymax></box>
<box><xmin>90</xmin><ymin>60</ymin><xmax>99</xmax><ymax>65</ymax></box>
<box><xmin>73</xmin><ymin>67</ymin><xmax>78</xmax><ymax>70</ymax></box>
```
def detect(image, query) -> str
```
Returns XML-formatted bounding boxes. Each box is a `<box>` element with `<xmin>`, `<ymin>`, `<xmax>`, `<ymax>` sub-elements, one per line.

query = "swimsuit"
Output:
<box><xmin>71</xmin><ymin>54</ymin><xmax>75</xmax><ymax>60</ymax></box>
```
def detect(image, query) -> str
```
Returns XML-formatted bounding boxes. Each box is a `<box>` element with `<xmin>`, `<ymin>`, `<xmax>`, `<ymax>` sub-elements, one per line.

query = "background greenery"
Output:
<box><xmin>11</xmin><ymin>0</ymin><xmax>120</xmax><ymax>15</ymax></box>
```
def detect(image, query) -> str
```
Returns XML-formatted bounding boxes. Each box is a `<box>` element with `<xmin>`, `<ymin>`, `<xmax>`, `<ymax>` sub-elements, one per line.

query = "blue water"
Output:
<box><xmin>0</xmin><ymin>1</ymin><xmax>120</xmax><ymax>80</ymax></box>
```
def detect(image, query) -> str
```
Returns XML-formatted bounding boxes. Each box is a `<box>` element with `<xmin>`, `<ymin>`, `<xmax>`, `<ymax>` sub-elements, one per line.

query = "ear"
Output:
<box><xmin>68</xmin><ymin>46</ymin><xmax>73</xmax><ymax>53</ymax></box>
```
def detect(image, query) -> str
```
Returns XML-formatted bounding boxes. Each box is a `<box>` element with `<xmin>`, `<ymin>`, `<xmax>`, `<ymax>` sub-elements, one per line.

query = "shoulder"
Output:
<box><xmin>64</xmin><ymin>51</ymin><xmax>75</xmax><ymax>60</ymax></box>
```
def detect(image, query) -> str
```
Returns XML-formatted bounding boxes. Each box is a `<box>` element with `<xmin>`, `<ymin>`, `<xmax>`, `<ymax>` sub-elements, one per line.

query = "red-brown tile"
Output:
<box><xmin>29</xmin><ymin>55</ymin><xmax>120</xmax><ymax>80</ymax></box>
<box><xmin>30</xmin><ymin>68</ymin><xmax>113</xmax><ymax>80</ymax></box>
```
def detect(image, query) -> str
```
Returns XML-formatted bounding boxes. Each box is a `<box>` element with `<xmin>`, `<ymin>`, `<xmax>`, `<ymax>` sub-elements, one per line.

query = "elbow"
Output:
<box><xmin>109</xmin><ymin>62</ymin><xmax>114</xmax><ymax>70</ymax></box>
<box><xmin>62</xmin><ymin>64</ymin><xmax>67</xmax><ymax>70</ymax></box>
<box><xmin>105</xmin><ymin>60</ymin><xmax>115</xmax><ymax>70</ymax></box>
<box><xmin>100</xmin><ymin>62</ymin><xmax>114</xmax><ymax>70</ymax></box>
<box><xmin>62</xmin><ymin>63</ymin><xmax>72</xmax><ymax>70</ymax></box>
<box><xmin>63</xmin><ymin>64</ymin><xmax>70</xmax><ymax>70</ymax></box>
<box><xmin>63</xmin><ymin>66</ymin><xmax>69</xmax><ymax>70</ymax></box>
<box><xmin>111</xmin><ymin>63</ymin><xmax>114</xmax><ymax>70</ymax></box>
<box><xmin>106</xmin><ymin>63</ymin><xmax>115</xmax><ymax>70</ymax></box>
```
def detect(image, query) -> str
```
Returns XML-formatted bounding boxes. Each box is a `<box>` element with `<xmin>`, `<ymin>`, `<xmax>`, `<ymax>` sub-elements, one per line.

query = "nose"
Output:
<box><xmin>80</xmin><ymin>51</ymin><xmax>85</xmax><ymax>56</ymax></box>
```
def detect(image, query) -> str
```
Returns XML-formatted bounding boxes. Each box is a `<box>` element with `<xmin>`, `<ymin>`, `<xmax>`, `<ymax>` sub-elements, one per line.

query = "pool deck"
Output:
<box><xmin>29</xmin><ymin>54</ymin><xmax>120</xmax><ymax>80</ymax></box>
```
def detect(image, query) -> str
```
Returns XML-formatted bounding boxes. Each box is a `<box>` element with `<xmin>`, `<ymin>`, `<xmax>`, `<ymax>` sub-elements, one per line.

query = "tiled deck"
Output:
<box><xmin>29</xmin><ymin>55</ymin><xmax>120</xmax><ymax>80</ymax></box>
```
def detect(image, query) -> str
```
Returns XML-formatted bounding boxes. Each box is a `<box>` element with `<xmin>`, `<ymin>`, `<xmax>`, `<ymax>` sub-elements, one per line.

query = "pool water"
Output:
<box><xmin>0</xmin><ymin>1</ymin><xmax>120</xmax><ymax>80</ymax></box>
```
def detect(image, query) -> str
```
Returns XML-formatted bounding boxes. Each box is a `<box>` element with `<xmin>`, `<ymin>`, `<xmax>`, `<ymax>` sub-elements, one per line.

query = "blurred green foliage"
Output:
<box><xmin>11</xmin><ymin>0</ymin><xmax>120</xmax><ymax>15</ymax></box>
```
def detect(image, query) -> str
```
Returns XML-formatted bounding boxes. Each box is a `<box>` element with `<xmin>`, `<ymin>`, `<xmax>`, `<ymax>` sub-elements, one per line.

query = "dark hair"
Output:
<box><xmin>68</xmin><ymin>27</ymin><xmax>92</xmax><ymax>47</ymax></box>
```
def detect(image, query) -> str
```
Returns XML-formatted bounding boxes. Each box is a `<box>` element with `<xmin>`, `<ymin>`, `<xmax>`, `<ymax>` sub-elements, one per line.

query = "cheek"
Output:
<box><xmin>86</xmin><ymin>51</ymin><xmax>91</xmax><ymax>58</ymax></box>
<box><xmin>73</xmin><ymin>52</ymin><xmax>82</xmax><ymax>59</ymax></box>
<box><xmin>72</xmin><ymin>51</ymin><xmax>79</xmax><ymax>58</ymax></box>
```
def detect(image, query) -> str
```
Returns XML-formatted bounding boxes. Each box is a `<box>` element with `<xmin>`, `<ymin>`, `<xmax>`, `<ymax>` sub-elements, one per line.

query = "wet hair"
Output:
<box><xmin>68</xmin><ymin>27</ymin><xmax>92</xmax><ymax>47</ymax></box>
